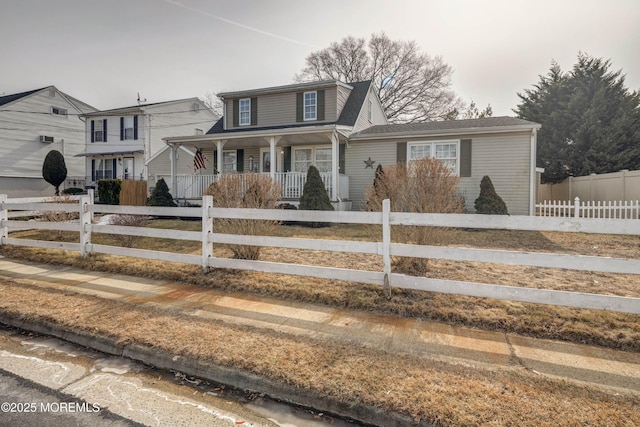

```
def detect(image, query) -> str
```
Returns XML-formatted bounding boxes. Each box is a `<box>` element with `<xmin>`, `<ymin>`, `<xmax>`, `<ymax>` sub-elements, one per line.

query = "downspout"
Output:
<box><xmin>529</xmin><ymin>128</ymin><xmax>537</xmax><ymax>216</ymax></box>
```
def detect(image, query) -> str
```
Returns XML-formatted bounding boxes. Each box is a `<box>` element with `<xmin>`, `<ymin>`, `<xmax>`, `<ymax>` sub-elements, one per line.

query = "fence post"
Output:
<box><xmin>574</xmin><ymin>197</ymin><xmax>580</xmax><ymax>218</ymax></box>
<box><xmin>79</xmin><ymin>194</ymin><xmax>92</xmax><ymax>257</ymax></box>
<box><xmin>202</xmin><ymin>195</ymin><xmax>214</xmax><ymax>273</ymax></box>
<box><xmin>0</xmin><ymin>195</ymin><xmax>7</xmax><ymax>245</ymax></box>
<box><xmin>382</xmin><ymin>199</ymin><xmax>391</xmax><ymax>298</ymax></box>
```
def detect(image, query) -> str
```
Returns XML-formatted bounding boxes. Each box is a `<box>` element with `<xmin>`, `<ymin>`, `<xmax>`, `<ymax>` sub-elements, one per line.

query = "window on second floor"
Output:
<box><xmin>91</xmin><ymin>119</ymin><xmax>107</xmax><ymax>143</ymax></box>
<box><xmin>239</xmin><ymin>98</ymin><xmax>251</xmax><ymax>126</ymax></box>
<box><xmin>120</xmin><ymin>115</ymin><xmax>138</xmax><ymax>140</ymax></box>
<box><xmin>304</xmin><ymin>91</ymin><xmax>317</xmax><ymax>121</ymax></box>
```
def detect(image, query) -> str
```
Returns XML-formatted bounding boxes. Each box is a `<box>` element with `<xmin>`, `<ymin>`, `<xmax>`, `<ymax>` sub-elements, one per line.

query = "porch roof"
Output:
<box><xmin>74</xmin><ymin>149</ymin><xmax>144</xmax><ymax>157</ymax></box>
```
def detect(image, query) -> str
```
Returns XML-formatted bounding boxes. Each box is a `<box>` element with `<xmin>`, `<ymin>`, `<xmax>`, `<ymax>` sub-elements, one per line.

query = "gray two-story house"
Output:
<box><xmin>164</xmin><ymin>80</ymin><xmax>541</xmax><ymax>215</ymax></box>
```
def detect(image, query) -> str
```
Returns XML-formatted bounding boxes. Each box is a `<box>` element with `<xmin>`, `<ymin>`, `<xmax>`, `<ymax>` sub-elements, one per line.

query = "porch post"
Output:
<box><xmin>267</xmin><ymin>136</ymin><xmax>281</xmax><ymax>180</ymax></box>
<box><xmin>216</xmin><ymin>140</ymin><xmax>224</xmax><ymax>175</ymax></box>
<box><xmin>331</xmin><ymin>130</ymin><xmax>339</xmax><ymax>201</ymax></box>
<box><xmin>170</xmin><ymin>143</ymin><xmax>178</xmax><ymax>198</ymax></box>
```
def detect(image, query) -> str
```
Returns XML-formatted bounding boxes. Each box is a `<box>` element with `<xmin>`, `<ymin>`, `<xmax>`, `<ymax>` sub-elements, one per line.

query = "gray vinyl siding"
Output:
<box><xmin>148</xmin><ymin>147</ymin><xmax>196</xmax><ymax>177</ymax></box>
<box><xmin>0</xmin><ymin>88</ymin><xmax>96</xmax><ymax>197</ymax></box>
<box><xmin>353</xmin><ymin>88</ymin><xmax>387</xmax><ymax>133</ymax></box>
<box><xmin>347</xmin><ymin>131</ymin><xmax>532</xmax><ymax>215</ymax></box>
<box><xmin>336</xmin><ymin>85</ymin><xmax>351</xmax><ymax>118</ymax></box>
<box><xmin>224</xmin><ymin>87</ymin><xmax>339</xmax><ymax>129</ymax></box>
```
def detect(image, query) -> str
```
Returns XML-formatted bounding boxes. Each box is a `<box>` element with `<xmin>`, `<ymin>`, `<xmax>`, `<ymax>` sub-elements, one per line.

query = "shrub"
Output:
<box><xmin>41</xmin><ymin>195</ymin><xmax>79</xmax><ymax>238</ymax></box>
<box><xmin>62</xmin><ymin>187</ymin><xmax>85</xmax><ymax>195</ymax></box>
<box><xmin>146</xmin><ymin>178</ymin><xmax>176</xmax><ymax>207</ymax></box>
<box><xmin>205</xmin><ymin>174</ymin><xmax>281</xmax><ymax>260</ymax></box>
<box><xmin>98</xmin><ymin>179</ymin><xmax>122</xmax><ymax>205</ymax></box>
<box><xmin>298</xmin><ymin>166</ymin><xmax>334</xmax><ymax>228</ymax></box>
<box><xmin>364</xmin><ymin>157</ymin><xmax>465</xmax><ymax>275</ymax></box>
<box><xmin>42</xmin><ymin>150</ymin><xmax>67</xmax><ymax>196</ymax></box>
<box><xmin>109</xmin><ymin>214</ymin><xmax>149</xmax><ymax>248</ymax></box>
<box><xmin>279</xmin><ymin>203</ymin><xmax>298</xmax><ymax>226</ymax></box>
<box><xmin>474</xmin><ymin>175</ymin><xmax>509</xmax><ymax>215</ymax></box>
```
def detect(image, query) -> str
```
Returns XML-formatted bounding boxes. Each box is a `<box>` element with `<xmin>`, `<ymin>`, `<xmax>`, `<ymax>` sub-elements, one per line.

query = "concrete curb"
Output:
<box><xmin>0</xmin><ymin>313</ymin><xmax>432</xmax><ymax>427</ymax></box>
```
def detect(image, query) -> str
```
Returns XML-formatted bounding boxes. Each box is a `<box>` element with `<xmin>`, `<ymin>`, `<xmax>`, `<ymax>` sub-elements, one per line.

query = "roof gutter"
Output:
<box><xmin>350</xmin><ymin>124</ymin><xmax>542</xmax><ymax>141</ymax></box>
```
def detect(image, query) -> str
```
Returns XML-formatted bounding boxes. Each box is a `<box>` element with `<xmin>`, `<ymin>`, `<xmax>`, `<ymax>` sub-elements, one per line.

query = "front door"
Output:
<box><xmin>123</xmin><ymin>157</ymin><xmax>134</xmax><ymax>179</ymax></box>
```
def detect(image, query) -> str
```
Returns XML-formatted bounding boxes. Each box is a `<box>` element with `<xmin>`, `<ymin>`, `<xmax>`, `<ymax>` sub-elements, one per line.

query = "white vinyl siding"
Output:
<box><xmin>353</xmin><ymin>87</ymin><xmax>387</xmax><ymax>132</ymax></box>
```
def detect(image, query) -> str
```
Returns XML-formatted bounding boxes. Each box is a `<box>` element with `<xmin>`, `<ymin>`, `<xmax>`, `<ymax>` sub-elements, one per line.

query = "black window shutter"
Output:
<box><xmin>213</xmin><ymin>151</ymin><xmax>218</xmax><ymax>173</ymax></box>
<box><xmin>317</xmin><ymin>90</ymin><xmax>325</xmax><ymax>121</ymax></box>
<box><xmin>112</xmin><ymin>159</ymin><xmax>117</xmax><ymax>179</ymax></box>
<box><xmin>133</xmin><ymin>115</ymin><xmax>138</xmax><ymax>140</ymax></box>
<box><xmin>397</xmin><ymin>142</ymin><xmax>407</xmax><ymax>163</ymax></box>
<box><xmin>250</xmin><ymin>98</ymin><xmax>257</xmax><ymax>126</ymax></box>
<box><xmin>91</xmin><ymin>120</ymin><xmax>95</xmax><ymax>143</ymax></box>
<box><xmin>120</xmin><ymin>117</ymin><xmax>124</xmax><ymax>140</ymax></box>
<box><xmin>91</xmin><ymin>159</ymin><xmax>95</xmax><ymax>181</ymax></box>
<box><xmin>460</xmin><ymin>139</ymin><xmax>472</xmax><ymax>177</ymax></box>
<box><xmin>296</xmin><ymin>93</ymin><xmax>303</xmax><ymax>122</ymax></box>
<box><xmin>233</xmin><ymin>100</ymin><xmax>239</xmax><ymax>127</ymax></box>
<box><xmin>339</xmin><ymin>143</ymin><xmax>346</xmax><ymax>174</ymax></box>
<box><xmin>103</xmin><ymin>119</ymin><xmax>107</xmax><ymax>142</ymax></box>
<box><xmin>283</xmin><ymin>146</ymin><xmax>291</xmax><ymax>171</ymax></box>
<box><xmin>236</xmin><ymin>149</ymin><xmax>244</xmax><ymax>172</ymax></box>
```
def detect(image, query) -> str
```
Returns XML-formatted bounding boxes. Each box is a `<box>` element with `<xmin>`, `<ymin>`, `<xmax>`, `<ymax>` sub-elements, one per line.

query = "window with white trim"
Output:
<box><xmin>123</xmin><ymin>116</ymin><xmax>135</xmax><ymax>140</ymax></box>
<box><xmin>239</xmin><ymin>98</ymin><xmax>251</xmax><ymax>126</ymax></box>
<box><xmin>408</xmin><ymin>140</ymin><xmax>459</xmax><ymax>174</ymax></box>
<box><xmin>304</xmin><ymin>91</ymin><xmax>317</xmax><ymax>121</ymax></box>
<box><xmin>293</xmin><ymin>146</ymin><xmax>332</xmax><ymax>173</ymax></box>
<box><xmin>94</xmin><ymin>159</ymin><xmax>115</xmax><ymax>180</ymax></box>
<box><xmin>93</xmin><ymin>120</ymin><xmax>104</xmax><ymax>142</ymax></box>
<box><xmin>222</xmin><ymin>150</ymin><xmax>237</xmax><ymax>173</ymax></box>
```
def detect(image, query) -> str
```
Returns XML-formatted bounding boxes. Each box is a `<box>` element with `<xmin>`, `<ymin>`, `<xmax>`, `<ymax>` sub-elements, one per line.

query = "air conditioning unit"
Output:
<box><xmin>40</xmin><ymin>135</ymin><xmax>54</xmax><ymax>143</ymax></box>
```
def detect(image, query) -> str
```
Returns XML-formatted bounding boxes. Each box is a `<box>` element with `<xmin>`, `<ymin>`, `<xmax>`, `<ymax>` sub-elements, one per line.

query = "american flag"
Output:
<box><xmin>194</xmin><ymin>148</ymin><xmax>207</xmax><ymax>172</ymax></box>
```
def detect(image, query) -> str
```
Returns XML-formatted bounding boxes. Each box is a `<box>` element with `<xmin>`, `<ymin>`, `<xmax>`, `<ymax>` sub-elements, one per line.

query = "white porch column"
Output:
<box><xmin>216</xmin><ymin>140</ymin><xmax>225</xmax><ymax>175</ymax></box>
<box><xmin>331</xmin><ymin>130</ymin><xmax>339</xmax><ymax>201</ymax></box>
<box><xmin>169</xmin><ymin>143</ymin><xmax>178</xmax><ymax>197</ymax></box>
<box><xmin>267</xmin><ymin>136</ymin><xmax>281</xmax><ymax>180</ymax></box>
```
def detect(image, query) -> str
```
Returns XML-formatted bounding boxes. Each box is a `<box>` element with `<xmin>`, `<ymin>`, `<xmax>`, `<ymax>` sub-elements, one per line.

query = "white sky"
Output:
<box><xmin>1</xmin><ymin>0</ymin><xmax>638</xmax><ymax>116</ymax></box>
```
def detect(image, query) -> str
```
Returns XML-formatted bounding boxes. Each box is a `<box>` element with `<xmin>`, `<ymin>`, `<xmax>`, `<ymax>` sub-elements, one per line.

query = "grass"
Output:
<box><xmin>2</xmin><ymin>218</ymin><xmax>639</xmax><ymax>353</ymax></box>
<box><xmin>0</xmin><ymin>279</ymin><xmax>638</xmax><ymax>427</ymax></box>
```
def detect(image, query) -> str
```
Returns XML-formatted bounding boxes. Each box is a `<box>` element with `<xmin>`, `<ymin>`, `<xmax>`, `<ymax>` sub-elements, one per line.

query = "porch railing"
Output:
<box><xmin>160</xmin><ymin>172</ymin><xmax>349</xmax><ymax>201</ymax></box>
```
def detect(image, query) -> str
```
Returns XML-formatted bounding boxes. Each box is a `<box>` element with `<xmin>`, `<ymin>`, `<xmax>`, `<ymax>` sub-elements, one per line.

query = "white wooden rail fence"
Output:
<box><xmin>2</xmin><ymin>194</ymin><xmax>640</xmax><ymax>315</ymax></box>
<box><xmin>537</xmin><ymin>197</ymin><xmax>640</xmax><ymax>219</ymax></box>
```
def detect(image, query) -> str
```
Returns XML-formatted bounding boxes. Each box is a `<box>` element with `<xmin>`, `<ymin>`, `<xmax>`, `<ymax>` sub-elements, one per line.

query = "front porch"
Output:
<box><xmin>157</xmin><ymin>171</ymin><xmax>350</xmax><ymax>207</ymax></box>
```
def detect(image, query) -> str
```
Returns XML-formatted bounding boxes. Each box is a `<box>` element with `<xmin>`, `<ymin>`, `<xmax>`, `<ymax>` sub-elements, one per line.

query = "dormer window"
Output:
<box><xmin>304</xmin><ymin>91</ymin><xmax>317</xmax><ymax>121</ymax></box>
<box><xmin>239</xmin><ymin>98</ymin><xmax>251</xmax><ymax>126</ymax></box>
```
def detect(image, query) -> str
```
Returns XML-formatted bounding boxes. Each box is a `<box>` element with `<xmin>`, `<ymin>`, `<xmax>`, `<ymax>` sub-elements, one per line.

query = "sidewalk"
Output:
<box><xmin>0</xmin><ymin>256</ymin><xmax>639</xmax><ymax>396</ymax></box>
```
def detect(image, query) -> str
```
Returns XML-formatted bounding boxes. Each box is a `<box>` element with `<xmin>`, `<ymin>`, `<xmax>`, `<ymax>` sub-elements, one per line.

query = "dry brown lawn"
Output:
<box><xmin>0</xmin><ymin>279</ymin><xmax>638</xmax><ymax>427</ymax></box>
<box><xmin>3</xmin><ymin>219</ymin><xmax>639</xmax><ymax>352</ymax></box>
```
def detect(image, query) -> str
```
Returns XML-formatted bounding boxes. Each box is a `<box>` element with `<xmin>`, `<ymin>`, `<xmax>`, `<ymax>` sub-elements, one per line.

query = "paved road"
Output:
<box><xmin>0</xmin><ymin>327</ymin><xmax>278</xmax><ymax>427</ymax></box>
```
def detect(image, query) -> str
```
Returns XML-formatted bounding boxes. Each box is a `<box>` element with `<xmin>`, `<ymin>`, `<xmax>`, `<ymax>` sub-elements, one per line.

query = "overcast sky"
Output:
<box><xmin>1</xmin><ymin>0</ymin><xmax>638</xmax><ymax>116</ymax></box>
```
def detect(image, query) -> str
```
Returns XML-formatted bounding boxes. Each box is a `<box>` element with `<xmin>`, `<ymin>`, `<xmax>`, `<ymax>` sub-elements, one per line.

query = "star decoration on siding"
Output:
<box><xmin>364</xmin><ymin>157</ymin><xmax>376</xmax><ymax>169</ymax></box>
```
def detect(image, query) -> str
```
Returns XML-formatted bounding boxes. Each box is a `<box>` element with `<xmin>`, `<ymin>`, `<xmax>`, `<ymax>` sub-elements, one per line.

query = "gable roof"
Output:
<box><xmin>352</xmin><ymin>116</ymin><xmax>541</xmax><ymax>139</ymax></box>
<box><xmin>0</xmin><ymin>87</ymin><xmax>47</xmax><ymax>107</ymax></box>
<box><xmin>83</xmin><ymin>97</ymin><xmax>206</xmax><ymax>116</ymax></box>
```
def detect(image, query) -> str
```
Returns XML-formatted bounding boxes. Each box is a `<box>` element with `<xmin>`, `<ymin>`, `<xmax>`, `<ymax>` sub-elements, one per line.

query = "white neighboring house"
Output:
<box><xmin>0</xmin><ymin>86</ymin><xmax>97</xmax><ymax>197</ymax></box>
<box><xmin>79</xmin><ymin>98</ymin><xmax>217</xmax><ymax>193</ymax></box>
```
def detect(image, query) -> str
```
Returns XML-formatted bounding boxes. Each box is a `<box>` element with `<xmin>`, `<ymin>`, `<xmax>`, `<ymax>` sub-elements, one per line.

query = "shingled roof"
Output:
<box><xmin>354</xmin><ymin>116</ymin><xmax>540</xmax><ymax>137</ymax></box>
<box><xmin>0</xmin><ymin>87</ymin><xmax>46</xmax><ymax>107</ymax></box>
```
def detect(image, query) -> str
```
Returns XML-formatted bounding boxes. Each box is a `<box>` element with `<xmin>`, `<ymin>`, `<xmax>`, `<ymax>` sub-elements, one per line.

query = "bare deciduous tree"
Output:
<box><xmin>202</xmin><ymin>90</ymin><xmax>223</xmax><ymax>119</ymax></box>
<box><xmin>295</xmin><ymin>32</ymin><xmax>464</xmax><ymax>123</ymax></box>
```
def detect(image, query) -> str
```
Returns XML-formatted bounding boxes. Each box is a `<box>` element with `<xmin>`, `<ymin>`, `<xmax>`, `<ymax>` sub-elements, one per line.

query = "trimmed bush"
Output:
<box><xmin>279</xmin><ymin>203</ymin><xmax>298</xmax><ymax>226</ymax></box>
<box><xmin>474</xmin><ymin>175</ymin><xmax>509</xmax><ymax>215</ymax></box>
<box><xmin>98</xmin><ymin>179</ymin><xmax>122</xmax><ymax>205</ymax></box>
<box><xmin>298</xmin><ymin>166</ymin><xmax>334</xmax><ymax>228</ymax></box>
<box><xmin>42</xmin><ymin>150</ymin><xmax>67</xmax><ymax>196</ymax></box>
<box><xmin>62</xmin><ymin>187</ymin><xmax>85</xmax><ymax>195</ymax></box>
<box><xmin>146</xmin><ymin>178</ymin><xmax>176</xmax><ymax>207</ymax></box>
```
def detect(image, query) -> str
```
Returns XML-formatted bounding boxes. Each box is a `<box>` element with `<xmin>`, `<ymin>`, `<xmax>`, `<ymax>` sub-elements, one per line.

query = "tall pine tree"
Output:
<box><xmin>515</xmin><ymin>53</ymin><xmax>640</xmax><ymax>183</ymax></box>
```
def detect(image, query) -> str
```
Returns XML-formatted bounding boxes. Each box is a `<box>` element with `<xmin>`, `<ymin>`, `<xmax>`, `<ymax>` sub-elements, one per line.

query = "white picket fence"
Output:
<box><xmin>2</xmin><ymin>194</ymin><xmax>640</xmax><ymax>314</ymax></box>
<box><xmin>536</xmin><ymin>197</ymin><xmax>640</xmax><ymax>219</ymax></box>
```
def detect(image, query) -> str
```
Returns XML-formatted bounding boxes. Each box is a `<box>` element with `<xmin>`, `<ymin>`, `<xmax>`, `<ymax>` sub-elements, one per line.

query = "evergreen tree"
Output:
<box><xmin>147</xmin><ymin>178</ymin><xmax>176</xmax><ymax>207</ymax></box>
<box><xmin>515</xmin><ymin>53</ymin><xmax>640</xmax><ymax>183</ymax></box>
<box><xmin>42</xmin><ymin>150</ymin><xmax>67</xmax><ymax>195</ymax></box>
<box><xmin>474</xmin><ymin>176</ymin><xmax>508</xmax><ymax>215</ymax></box>
<box><xmin>299</xmin><ymin>166</ymin><xmax>333</xmax><ymax>227</ymax></box>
